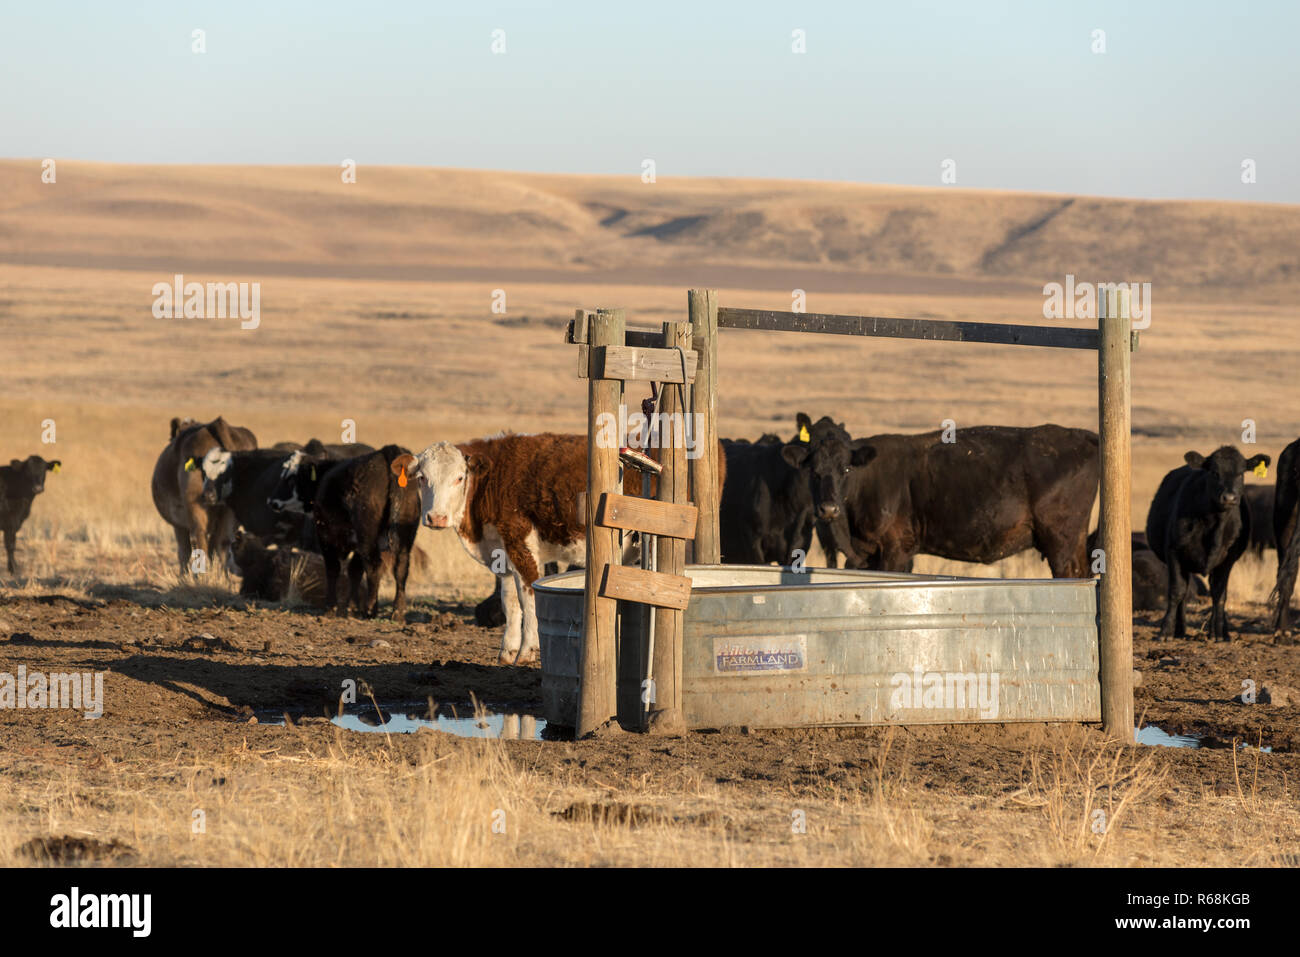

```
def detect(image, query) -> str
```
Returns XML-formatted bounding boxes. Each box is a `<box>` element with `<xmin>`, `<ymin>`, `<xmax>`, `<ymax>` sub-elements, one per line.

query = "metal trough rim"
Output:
<box><xmin>533</xmin><ymin>563</ymin><xmax>1097</xmax><ymax>597</ymax></box>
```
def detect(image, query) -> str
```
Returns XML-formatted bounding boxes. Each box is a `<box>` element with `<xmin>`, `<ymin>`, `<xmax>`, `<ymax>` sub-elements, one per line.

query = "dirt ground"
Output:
<box><xmin>3</xmin><ymin>585</ymin><xmax>1298</xmax><ymax>867</ymax></box>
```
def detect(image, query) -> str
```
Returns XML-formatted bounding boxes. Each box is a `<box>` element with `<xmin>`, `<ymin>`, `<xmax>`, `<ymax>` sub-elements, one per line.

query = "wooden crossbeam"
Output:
<box><xmin>579</xmin><ymin>344</ymin><xmax>697</xmax><ymax>382</ymax></box>
<box><xmin>717</xmin><ymin>307</ymin><xmax>1122</xmax><ymax>351</ymax></box>
<box><xmin>597</xmin><ymin>492</ymin><xmax>697</xmax><ymax>540</ymax></box>
<box><xmin>599</xmin><ymin>563</ymin><xmax>692</xmax><ymax>611</ymax></box>
<box><xmin>566</xmin><ymin>317</ymin><xmax>662</xmax><ymax>349</ymax></box>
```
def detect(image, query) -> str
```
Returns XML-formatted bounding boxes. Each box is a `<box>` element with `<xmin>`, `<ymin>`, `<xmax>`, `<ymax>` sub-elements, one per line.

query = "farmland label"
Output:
<box><xmin>714</xmin><ymin>635</ymin><xmax>807</xmax><ymax>674</ymax></box>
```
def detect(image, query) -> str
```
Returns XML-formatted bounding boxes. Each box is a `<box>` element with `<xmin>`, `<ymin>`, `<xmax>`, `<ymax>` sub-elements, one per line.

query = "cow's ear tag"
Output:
<box><xmin>798</xmin><ymin>425</ymin><xmax>810</xmax><ymax>442</ymax></box>
<box><xmin>398</xmin><ymin>465</ymin><xmax>408</xmax><ymax>488</ymax></box>
<box><xmin>184</xmin><ymin>457</ymin><xmax>196</xmax><ymax>472</ymax></box>
<box><xmin>1254</xmin><ymin>461</ymin><xmax>1269</xmax><ymax>478</ymax></box>
<box><xmin>51</xmin><ymin>463</ymin><xmax>61</xmax><ymax>474</ymax></box>
<box><xmin>310</xmin><ymin>466</ymin><xmax>317</xmax><ymax>481</ymax></box>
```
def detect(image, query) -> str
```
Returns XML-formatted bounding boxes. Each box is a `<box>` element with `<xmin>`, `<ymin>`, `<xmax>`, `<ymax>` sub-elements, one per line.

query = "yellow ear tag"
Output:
<box><xmin>398</xmin><ymin>466</ymin><xmax>408</xmax><ymax>488</ymax></box>
<box><xmin>51</xmin><ymin>463</ymin><xmax>61</xmax><ymax>474</ymax></box>
<box><xmin>799</xmin><ymin>425</ymin><xmax>810</xmax><ymax>442</ymax></box>
<box><xmin>184</xmin><ymin>457</ymin><xmax>196</xmax><ymax>472</ymax></box>
<box><xmin>310</xmin><ymin>466</ymin><xmax>317</xmax><ymax>481</ymax></box>
<box><xmin>1254</xmin><ymin>461</ymin><xmax>1268</xmax><ymax>478</ymax></box>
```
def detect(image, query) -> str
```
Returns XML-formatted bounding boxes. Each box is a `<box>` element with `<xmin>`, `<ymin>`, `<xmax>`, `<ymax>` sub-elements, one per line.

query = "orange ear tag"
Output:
<box><xmin>398</xmin><ymin>466</ymin><xmax>408</xmax><ymax>488</ymax></box>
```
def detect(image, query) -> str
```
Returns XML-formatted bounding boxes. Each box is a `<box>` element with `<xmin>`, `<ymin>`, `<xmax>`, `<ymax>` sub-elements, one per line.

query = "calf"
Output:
<box><xmin>227</xmin><ymin>528</ymin><xmax>327</xmax><ymax>605</ymax></box>
<box><xmin>832</xmin><ymin>424</ymin><xmax>1098</xmax><ymax>577</ymax></box>
<box><xmin>313</xmin><ymin>445</ymin><xmax>420</xmax><ymax>619</ymax></box>
<box><xmin>1145</xmin><ymin>446</ymin><xmax>1268</xmax><ymax>640</ymax></box>
<box><xmin>393</xmin><ymin>433</ymin><xmax>587</xmax><ymax>664</ymax></box>
<box><xmin>720</xmin><ymin>414</ymin><xmax>869</xmax><ymax>565</ymax></box>
<box><xmin>265</xmin><ymin>441</ymin><xmax>375</xmax><ymax>517</ymax></box>
<box><xmin>150</xmin><ymin>416</ymin><xmax>257</xmax><ymax>574</ymax></box>
<box><xmin>0</xmin><ymin>456</ymin><xmax>62</xmax><ymax>574</ymax></box>
<box><xmin>1270</xmin><ymin>438</ymin><xmax>1300</xmax><ymax>631</ymax></box>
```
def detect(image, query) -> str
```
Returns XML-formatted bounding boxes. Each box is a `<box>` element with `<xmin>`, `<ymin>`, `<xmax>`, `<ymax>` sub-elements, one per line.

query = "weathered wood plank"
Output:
<box><xmin>688</xmin><ymin>289</ymin><xmax>721</xmax><ymax>564</ymax></box>
<box><xmin>597</xmin><ymin>492</ymin><xmax>698</xmax><ymax>540</ymax></box>
<box><xmin>600</xmin><ymin>563</ymin><xmax>692</xmax><ymax>611</ymax></box>
<box><xmin>581</xmin><ymin>344</ymin><xmax>698</xmax><ymax>382</ymax></box>
<box><xmin>568</xmin><ymin>322</ymin><xmax>662</xmax><ymax>350</ymax></box>
<box><xmin>1098</xmin><ymin>288</ymin><xmax>1134</xmax><ymax>743</ymax></box>
<box><xmin>578</xmin><ymin>309</ymin><xmax>623</xmax><ymax>738</ymax></box>
<box><xmin>717</xmin><ymin>307</ymin><xmax>1104</xmax><ymax>351</ymax></box>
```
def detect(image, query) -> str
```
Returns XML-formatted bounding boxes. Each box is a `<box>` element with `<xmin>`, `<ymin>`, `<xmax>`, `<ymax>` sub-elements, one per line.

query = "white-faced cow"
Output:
<box><xmin>1</xmin><ymin>456</ymin><xmax>62</xmax><ymax>575</ymax></box>
<box><xmin>392</xmin><ymin>433</ymin><xmax>587</xmax><ymax>664</ymax></box>
<box><xmin>1146</xmin><ymin>446</ymin><xmax>1269</xmax><ymax>641</ymax></box>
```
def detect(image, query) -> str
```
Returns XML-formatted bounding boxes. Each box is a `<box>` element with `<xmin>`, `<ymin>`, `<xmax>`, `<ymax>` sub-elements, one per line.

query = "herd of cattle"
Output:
<box><xmin>2</xmin><ymin>412</ymin><xmax>1299</xmax><ymax>663</ymax></box>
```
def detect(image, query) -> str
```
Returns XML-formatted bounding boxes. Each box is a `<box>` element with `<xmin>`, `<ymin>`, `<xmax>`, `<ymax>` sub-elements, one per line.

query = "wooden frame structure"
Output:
<box><xmin>568</xmin><ymin>288</ymin><xmax>1136</xmax><ymax>742</ymax></box>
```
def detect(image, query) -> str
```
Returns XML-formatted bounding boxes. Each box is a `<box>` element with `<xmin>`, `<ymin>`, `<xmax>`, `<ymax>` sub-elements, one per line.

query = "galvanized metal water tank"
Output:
<box><xmin>534</xmin><ymin>565</ymin><xmax>1100</xmax><ymax>730</ymax></box>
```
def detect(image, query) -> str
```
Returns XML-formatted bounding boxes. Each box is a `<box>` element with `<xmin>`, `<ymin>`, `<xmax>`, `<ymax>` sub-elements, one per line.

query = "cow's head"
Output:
<box><xmin>780</xmin><ymin>413</ymin><xmax>874</xmax><ymax>522</ymax></box>
<box><xmin>391</xmin><ymin>442</ymin><xmax>482</xmax><ymax>530</ymax></box>
<box><xmin>199</xmin><ymin>448</ymin><xmax>234</xmax><ymax>506</ymax></box>
<box><xmin>1185</xmin><ymin>447</ymin><xmax>1270</xmax><ymax>511</ymax></box>
<box><xmin>8</xmin><ymin>456</ymin><xmax>61</xmax><ymax>497</ymax></box>
<box><xmin>267</xmin><ymin>450</ymin><xmax>322</xmax><ymax>514</ymax></box>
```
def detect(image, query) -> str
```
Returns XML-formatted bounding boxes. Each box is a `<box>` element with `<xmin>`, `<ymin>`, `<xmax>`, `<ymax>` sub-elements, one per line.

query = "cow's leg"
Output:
<box><xmin>390</xmin><ymin>543</ymin><xmax>412</xmax><ymax>621</ymax></box>
<box><xmin>879</xmin><ymin>541</ymin><xmax>914</xmax><ymax>573</ymax></box>
<box><xmin>353</xmin><ymin>553</ymin><xmax>379</xmax><ymax>621</ymax></box>
<box><xmin>205</xmin><ymin>509</ymin><xmax>237</xmax><ymax>581</ymax></box>
<box><xmin>171</xmin><ymin>524</ymin><xmax>190</xmax><ymax>575</ymax></box>
<box><xmin>1039</xmin><ymin>526</ymin><xmax>1088</xmax><ymax>579</ymax></box>
<box><xmin>1158</xmin><ymin>562</ymin><xmax>1186</xmax><ymax>639</ymax></box>
<box><xmin>186</xmin><ymin>507</ymin><xmax>209</xmax><ymax>577</ymax></box>
<box><xmin>320</xmin><ymin>545</ymin><xmax>342</xmax><ymax>616</ymax></box>
<box><xmin>499</xmin><ymin>530</ymin><xmax>543</xmax><ymax>663</ymax></box>
<box><xmin>1209</xmin><ymin>564</ymin><xmax>1233</xmax><ymax>641</ymax></box>
<box><xmin>1271</xmin><ymin>544</ymin><xmax>1299</xmax><ymax>634</ymax></box>
<box><xmin>498</xmin><ymin>573</ymin><xmax>523</xmax><ymax>664</ymax></box>
<box><xmin>514</xmin><ymin>570</ymin><xmax>541</xmax><ymax>664</ymax></box>
<box><xmin>3</xmin><ymin>526</ymin><xmax>16</xmax><ymax>574</ymax></box>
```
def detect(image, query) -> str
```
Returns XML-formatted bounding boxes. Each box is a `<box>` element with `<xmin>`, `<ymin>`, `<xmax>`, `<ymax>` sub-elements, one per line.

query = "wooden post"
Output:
<box><xmin>649</xmin><ymin>320</ymin><xmax>691</xmax><ymax>733</ymax></box>
<box><xmin>577</xmin><ymin>308</ymin><xmax>624</xmax><ymax>737</ymax></box>
<box><xmin>1098</xmin><ymin>288</ymin><xmax>1134</xmax><ymax>743</ymax></box>
<box><xmin>688</xmin><ymin>289</ymin><xmax>721</xmax><ymax>564</ymax></box>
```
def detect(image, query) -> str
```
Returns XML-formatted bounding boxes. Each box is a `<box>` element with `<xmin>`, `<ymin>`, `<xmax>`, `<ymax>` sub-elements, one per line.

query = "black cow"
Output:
<box><xmin>313</xmin><ymin>444</ymin><xmax>420</xmax><ymax>619</ymax></box>
<box><xmin>266</xmin><ymin>441</ymin><xmax>374</xmax><ymax>518</ymax></box>
<box><xmin>1243</xmin><ymin>484</ymin><xmax>1275</xmax><ymax>556</ymax></box>
<box><xmin>719</xmin><ymin>414</ymin><xmax>870</xmax><ymax>565</ymax></box>
<box><xmin>0</xmin><ymin>456</ymin><xmax>62</xmax><ymax>574</ymax></box>
<box><xmin>1146</xmin><ymin>446</ymin><xmax>1269</xmax><ymax>641</ymax></box>
<box><xmin>1270</xmin><ymin>438</ymin><xmax>1300</xmax><ymax>631</ymax></box>
<box><xmin>829</xmin><ymin>424</ymin><xmax>1099</xmax><ymax>577</ymax></box>
<box><xmin>199</xmin><ymin>447</ymin><xmax>309</xmax><ymax>547</ymax></box>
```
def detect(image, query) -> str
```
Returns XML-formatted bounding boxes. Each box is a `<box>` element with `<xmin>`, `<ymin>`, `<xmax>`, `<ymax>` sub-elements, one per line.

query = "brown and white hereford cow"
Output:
<box><xmin>392</xmin><ymin>433</ymin><xmax>586</xmax><ymax>664</ymax></box>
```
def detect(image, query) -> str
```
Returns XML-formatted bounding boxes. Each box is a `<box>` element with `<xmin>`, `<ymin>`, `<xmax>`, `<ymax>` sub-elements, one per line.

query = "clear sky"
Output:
<box><xmin>3</xmin><ymin>0</ymin><xmax>1296</xmax><ymax>202</ymax></box>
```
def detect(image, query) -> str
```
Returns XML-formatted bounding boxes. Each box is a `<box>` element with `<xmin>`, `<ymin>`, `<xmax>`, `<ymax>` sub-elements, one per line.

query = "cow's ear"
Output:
<box><xmin>47</xmin><ymin>460</ymin><xmax>62</xmax><ymax>474</ymax></box>
<box><xmin>850</xmin><ymin>445</ymin><xmax>876</xmax><ymax>468</ymax></box>
<box><xmin>465</xmin><ymin>454</ymin><xmax>489</xmax><ymax>475</ymax></box>
<box><xmin>1245</xmin><ymin>454</ymin><xmax>1270</xmax><ymax>475</ymax></box>
<box><xmin>782</xmin><ymin>443</ymin><xmax>811</xmax><ymax>468</ymax></box>
<box><xmin>795</xmin><ymin>412</ymin><xmax>813</xmax><ymax>433</ymax></box>
<box><xmin>1184</xmin><ymin>451</ymin><xmax>1206</xmax><ymax>468</ymax></box>
<box><xmin>390</xmin><ymin>453</ymin><xmax>417</xmax><ymax>480</ymax></box>
<box><xmin>9</xmin><ymin>459</ymin><xmax>21</xmax><ymax>468</ymax></box>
